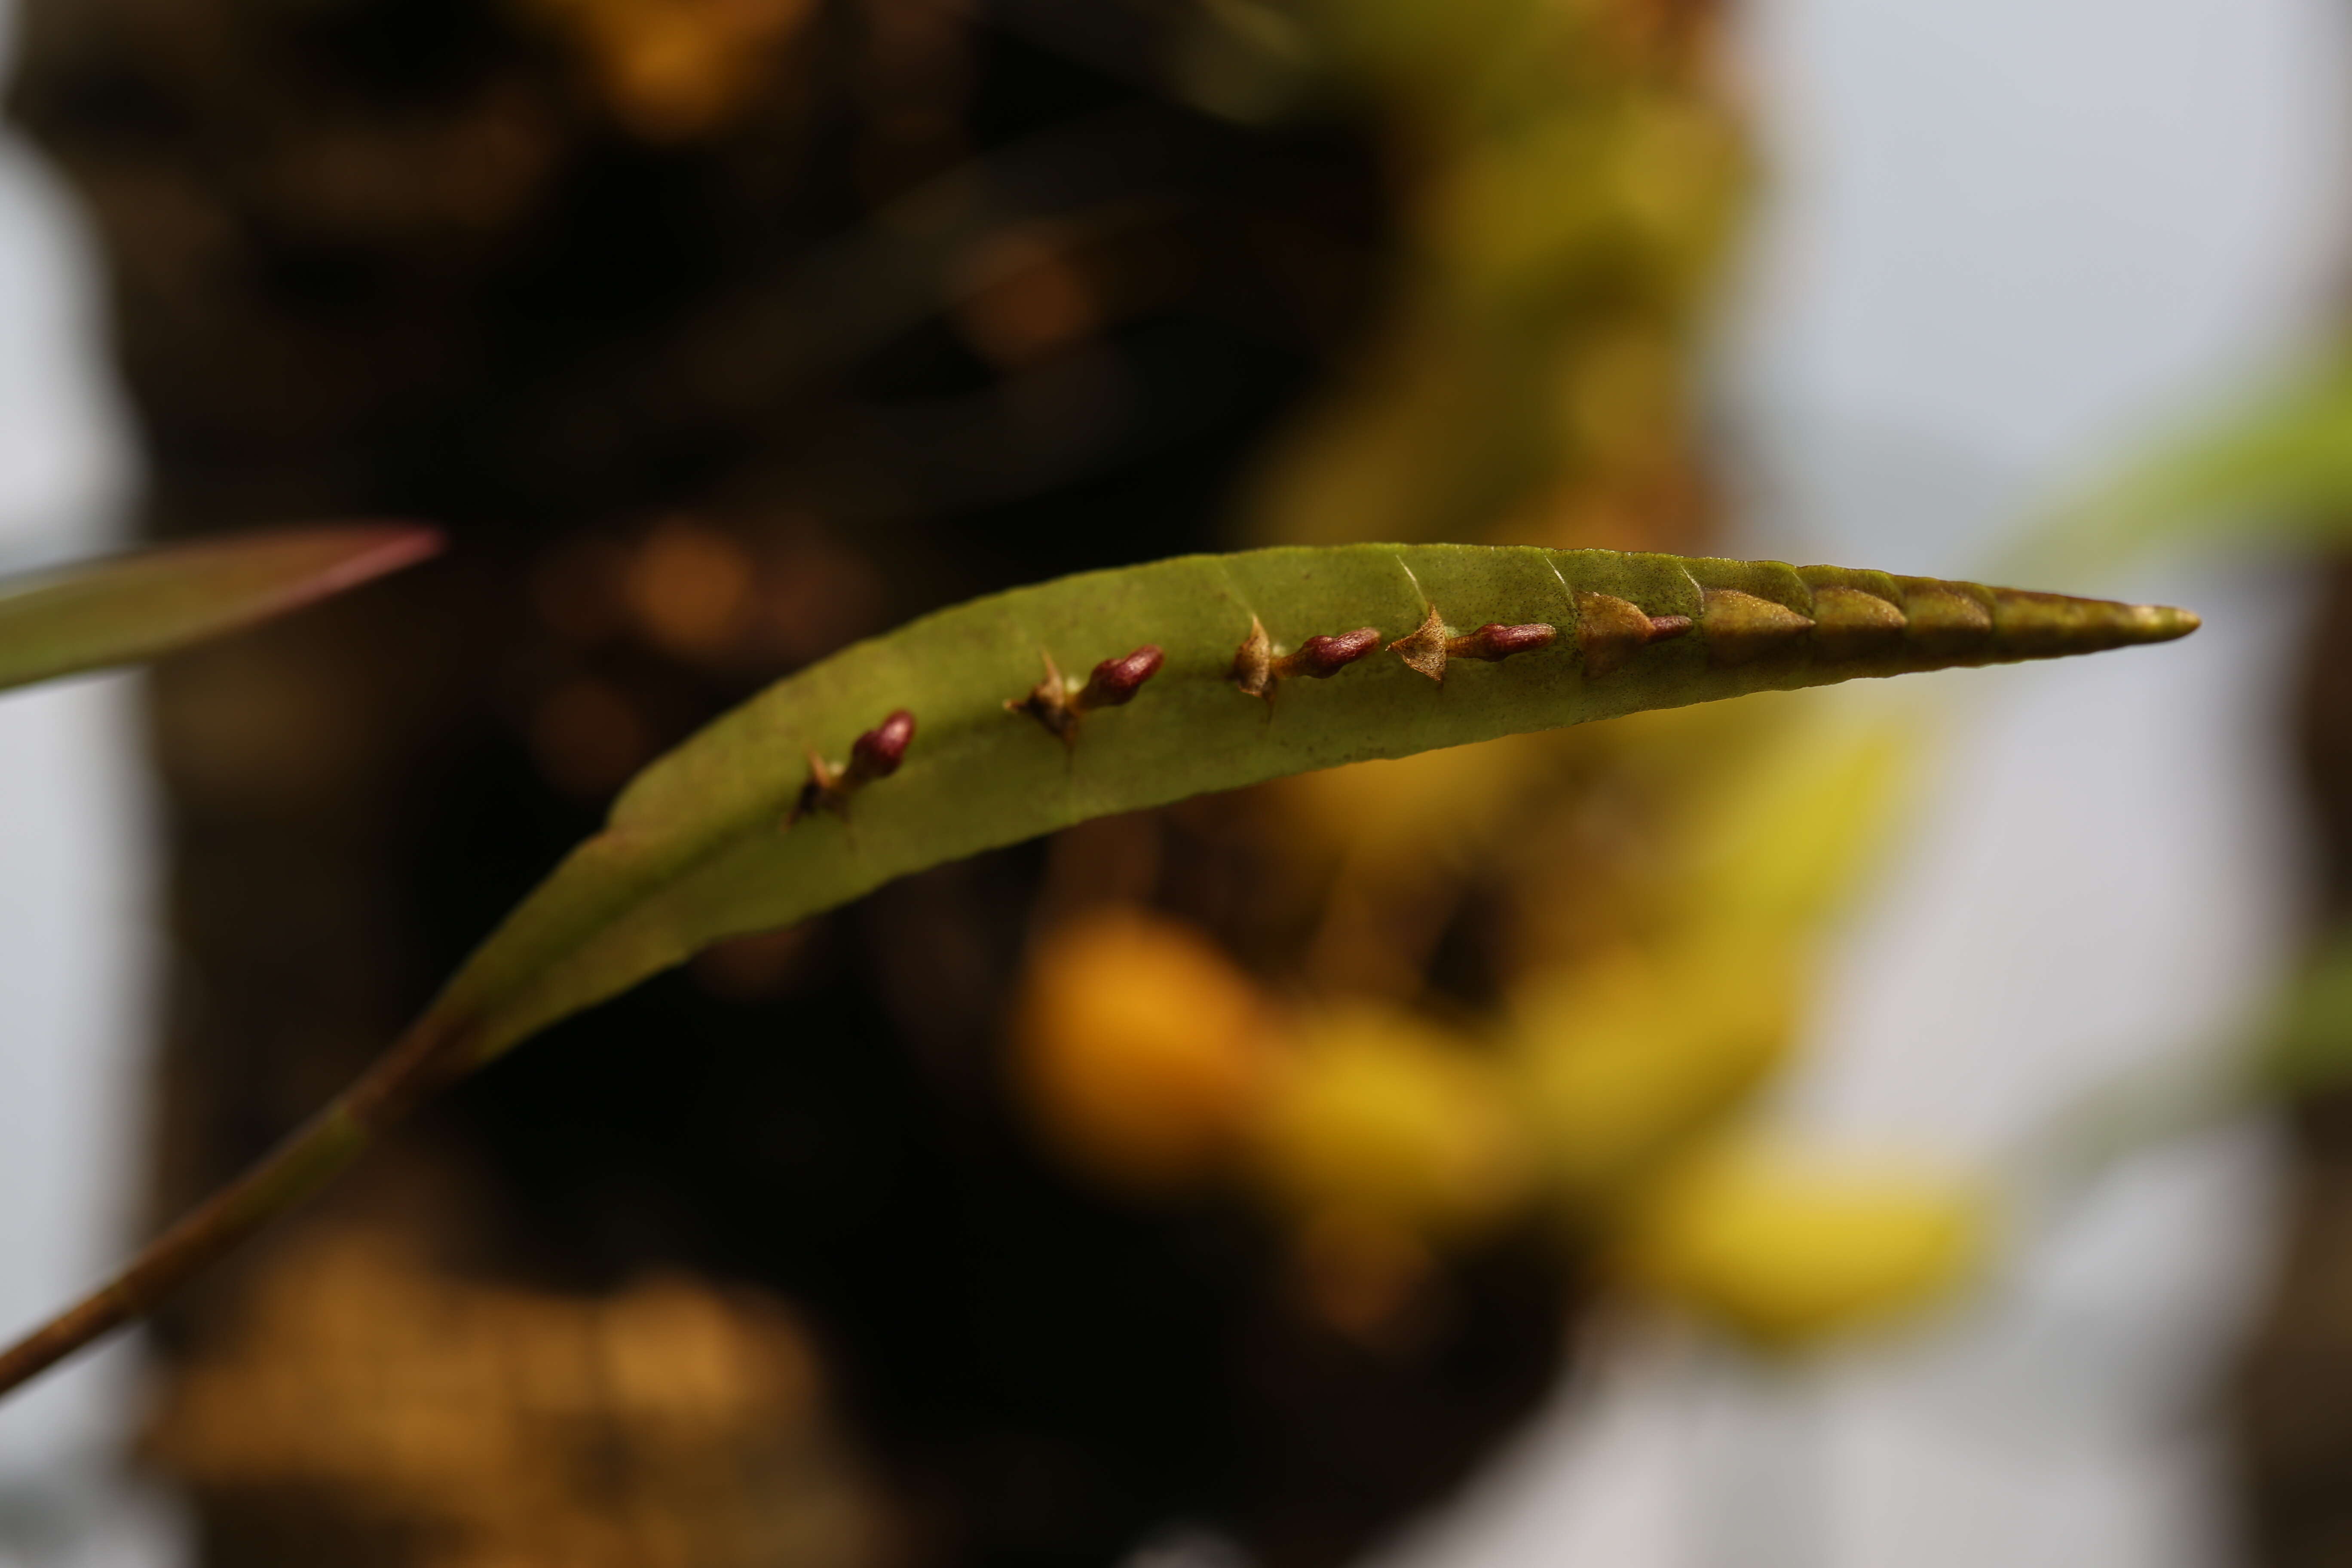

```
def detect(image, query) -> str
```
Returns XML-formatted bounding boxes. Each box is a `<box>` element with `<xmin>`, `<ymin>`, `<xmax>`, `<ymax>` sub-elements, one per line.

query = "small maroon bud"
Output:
<box><xmin>1080</xmin><ymin>644</ymin><xmax>1164</xmax><ymax>709</ymax></box>
<box><xmin>1289</xmin><ymin>627</ymin><xmax>1381</xmax><ymax>679</ymax></box>
<box><xmin>1452</xmin><ymin>622</ymin><xmax>1556</xmax><ymax>661</ymax></box>
<box><xmin>848</xmin><ymin>708</ymin><xmax>915</xmax><ymax>783</ymax></box>
<box><xmin>1644</xmin><ymin>615</ymin><xmax>1694</xmax><ymax>643</ymax></box>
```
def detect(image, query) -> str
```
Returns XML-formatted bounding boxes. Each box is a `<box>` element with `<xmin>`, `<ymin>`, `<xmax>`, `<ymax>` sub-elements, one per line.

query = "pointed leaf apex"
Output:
<box><xmin>1984</xmin><ymin>588</ymin><xmax>2202</xmax><ymax>657</ymax></box>
<box><xmin>0</xmin><ymin>521</ymin><xmax>444</xmax><ymax>695</ymax></box>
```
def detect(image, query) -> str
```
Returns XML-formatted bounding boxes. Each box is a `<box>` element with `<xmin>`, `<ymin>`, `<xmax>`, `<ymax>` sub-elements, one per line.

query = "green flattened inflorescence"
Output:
<box><xmin>438</xmin><ymin>545</ymin><xmax>2192</xmax><ymax>1067</ymax></box>
<box><xmin>0</xmin><ymin>543</ymin><xmax>2196</xmax><ymax>1399</ymax></box>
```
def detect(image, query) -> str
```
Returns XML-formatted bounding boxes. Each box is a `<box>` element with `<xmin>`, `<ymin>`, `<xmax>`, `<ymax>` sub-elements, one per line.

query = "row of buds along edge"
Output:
<box><xmin>803</xmin><ymin>567</ymin><xmax>2197</xmax><ymax>823</ymax></box>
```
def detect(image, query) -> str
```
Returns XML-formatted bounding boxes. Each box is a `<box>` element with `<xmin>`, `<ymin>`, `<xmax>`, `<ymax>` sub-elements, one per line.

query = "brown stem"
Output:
<box><xmin>0</xmin><ymin>1011</ymin><xmax>474</xmax><ymax>1401</ymax></box>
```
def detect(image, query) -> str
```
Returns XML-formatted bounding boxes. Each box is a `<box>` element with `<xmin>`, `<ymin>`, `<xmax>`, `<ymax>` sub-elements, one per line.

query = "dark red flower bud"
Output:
<box><xmin>1644</xmin><ymin>615</ymin><xmax>1694</xmax><ymax>643</ymax></box>
<box><xmin>848</xmin><ymin>709</ymin><xmax>915</xmax><ymax>783</ymax></box>
<box><xmin>1080</xmin><ymin>645</ymin><xmax>1164</xmax><ymax>708</ymax></box>
<box><xmin>1290</xmin><ymin>627</ymin><xmax>1382</xmax><ymax>679</ymax></box>
<box><xmin>1452</xmin><ymin>622</ymin><xmax>1556</xmax><ymax>661</ymax></box>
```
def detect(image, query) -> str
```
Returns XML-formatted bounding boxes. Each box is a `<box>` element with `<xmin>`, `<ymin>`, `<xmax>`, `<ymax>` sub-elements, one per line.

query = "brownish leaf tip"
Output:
<box><xmin>311</xmin><ymin>522</ymin><xmax>446</xmax><ymax>595</ymax></box>
<box><xmin>145</xmin><ymin>522</ymin><xmax>448</xmax><ymax>635</ymax></box>
<box><xmin>1981</xmin><ymin>588</ymin><xmax>2202</xmax><ymax>658</ymax></box>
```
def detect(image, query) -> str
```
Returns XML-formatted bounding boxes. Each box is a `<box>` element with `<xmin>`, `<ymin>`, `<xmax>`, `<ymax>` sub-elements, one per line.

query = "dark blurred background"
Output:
<box><xmin>0</xmin><ymin>2</ymin><xmax>1641</xmax><ymax>1562</ymax></box>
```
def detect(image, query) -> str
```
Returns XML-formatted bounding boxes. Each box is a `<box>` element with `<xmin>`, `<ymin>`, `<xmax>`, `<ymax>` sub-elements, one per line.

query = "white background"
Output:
<box><xmin>1370</xmin><ymin>0</ymin><xmax>2352</xmax><ymax>1564</ymax></box>
<box><xmin>0</xmin><ymin>9</ymin><xmax>175</xmax><ymax>1564</ymax></box>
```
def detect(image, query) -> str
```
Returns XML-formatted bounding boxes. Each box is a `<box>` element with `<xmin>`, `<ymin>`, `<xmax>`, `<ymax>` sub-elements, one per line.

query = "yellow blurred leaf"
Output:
<box><xmin>1271</xmin><ymin>732</ymin><xmax>1553</xmax><ymax>857</ymax></box>
<box><xmin>1673</xmin><ymin>708</ymin><xmax>1915</xmax><ymax>933</ymax></box>
<box><xmin>1253</xmin><ymin>1003</ymin><xmax>1529</xmax><ymax>1236</ymax></box>
<box><xmin>1510</xmin><ymin>935</ymin><xmax>1799</xmax><ymax>1198</ymax></box>
<box><xmin>1012</xmin><ymin>908</ymin><xmax>1273</xmax><ymax>1194</ymax></box>
<box><xmin>1615</xmin><ymin>1140</ymin><xmax>1986</xmax><ymax>1348</ymax></box>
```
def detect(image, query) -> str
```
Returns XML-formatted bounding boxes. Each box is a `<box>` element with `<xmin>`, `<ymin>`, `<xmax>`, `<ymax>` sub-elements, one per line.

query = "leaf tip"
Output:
<box><xmin>301</xmin><ymin>521</ymin><xmax>447</xmax><ymax>599</ymax></box>
<box><xmin>1983</xmin><ymin>587</ymin><xmax>2204</xmax><ymax>658</ymax></box>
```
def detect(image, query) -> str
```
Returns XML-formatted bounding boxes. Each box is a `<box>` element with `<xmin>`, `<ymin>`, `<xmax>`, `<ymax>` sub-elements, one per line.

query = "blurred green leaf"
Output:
<box><xmin>2036</xmin><ymin>355</ymin><xmax>2352</xmax><ymax>572</ymax></box>
<box><xmin>2259</xmin><ymin>923</ymin><xmax>2352</xmax><ymax>1095</ymax></box>
<box><xmin>0</xmin><ymin>523</ymin><xmax>441</xmax><ymax>694</ymax></box>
